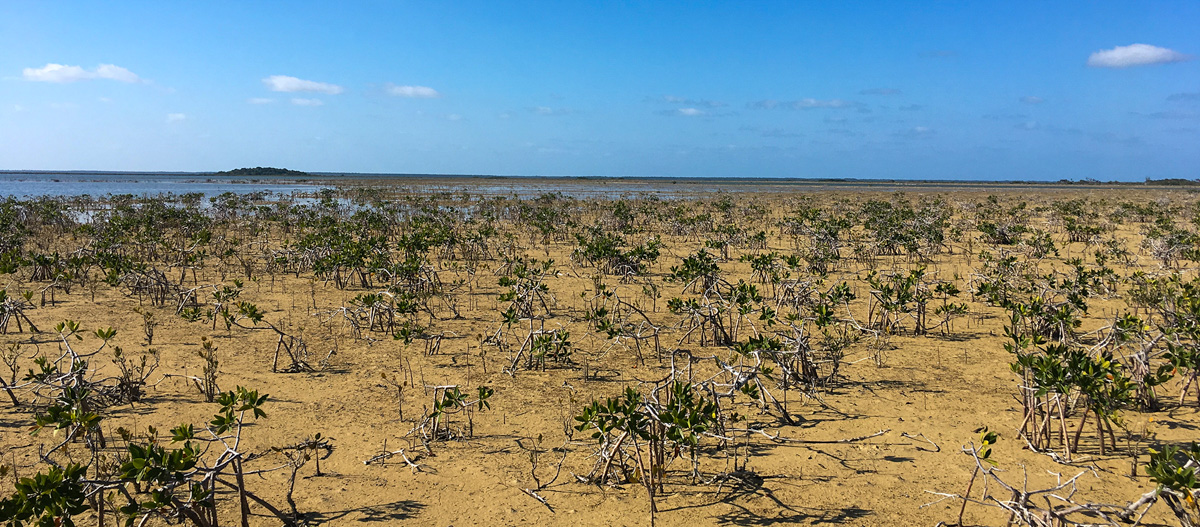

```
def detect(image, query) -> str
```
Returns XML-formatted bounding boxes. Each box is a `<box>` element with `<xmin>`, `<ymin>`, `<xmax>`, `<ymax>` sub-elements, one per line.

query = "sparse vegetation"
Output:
<box><xmin>2</xmin><ymin>185</ymin><xmax>1200</xmax><ymax>526</ymax></box>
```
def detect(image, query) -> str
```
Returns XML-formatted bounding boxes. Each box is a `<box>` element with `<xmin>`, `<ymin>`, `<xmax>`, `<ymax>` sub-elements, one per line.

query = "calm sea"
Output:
<box><xmin>0</xmin><ymin>172</ymin><xmax>1131</xmax><ymax>200</ymax></box>
<box><xmin>0</xmin><ymin>173</ymin><xmax>322</xmax><ymax>199</ymax></box>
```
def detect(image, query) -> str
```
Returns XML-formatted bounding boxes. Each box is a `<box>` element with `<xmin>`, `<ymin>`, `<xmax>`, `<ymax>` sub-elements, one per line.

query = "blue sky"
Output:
<box><xmin>1</xmin><ymin>1</ymin><xmax>1197</xmax><ymax>180</ymax></box>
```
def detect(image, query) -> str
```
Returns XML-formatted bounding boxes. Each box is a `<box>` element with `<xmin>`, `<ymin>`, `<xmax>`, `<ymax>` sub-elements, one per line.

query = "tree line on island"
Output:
<box><xmin>213</xmin><ymin>167</ymin><xmax>310</xmax><ymax>177</ymax></box>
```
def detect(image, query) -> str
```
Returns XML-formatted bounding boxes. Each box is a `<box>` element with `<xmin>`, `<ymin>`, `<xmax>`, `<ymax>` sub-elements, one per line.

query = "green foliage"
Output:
<box><xmin>574</xmin><ymin>387</ymin><xmax>650</xmax><ymax>442</ymax></box>
<box><xmin>530</xmin><ymin>330</ymin><xmax>572</xmax><ymax>369</ymax></box>
<box><xmin>864</xmin><ymin>267</ymin><xmax>932</xmax><ymax>334</ymax></box>
<box><xmin>114</xmin><ymin>387</ymin><xmax>268</xmax><ymax>526</ymax></box>
<box><xmin>669</xmin><ymin>249</ymin><xmax>720</xmax><ymax>292</ymax></box>
<box><xmin>1146</xmin><ymin>443</ymin><xmax>1200</xmax><ymax>522</ymax></box>
<box><xmin>426</xmin><ymin>385</ymin><xmax>493</xmax><ymax>439</ymax></box>
<box><xmin>659</xmin><ymin>382</ymin><xmax>719</xmax><ymax>448</ymax></box>
<box><xmin>1147</xmin><ymin>443</ymin><xmax>1199</xmax><ymax>496</ymax></box>
<box><xmin>496</xmin><ymin>257</ymin><xmax>555</xmax><ymax>320</ymax></box>
<box><xmin>0</xmin><ymin>464</ymin><xmax>89</xmax><ymax>527</ymax></box>
<box><xmin>32</xmin><ymin>386</ymin><xmax>102</xmax><ymax>439</ymax></box>
<box><xmin>210</xmin><ymin>386</ymin><xmax>269</xmax><ymax>434</ymax></box>
<box><xmin>213</xmin><ymin>166</ymin><xmax>309</xmax><ymax>177</ymax></box>
<box><xmin>975</xmin><ymin>196</ymin><xmax>1029</xmax><ymax>245</ymax></box>
<box><xmin>975</xmin><ymin>426</ymin><xmax>1000</xmax><ymax>466</ymax></box>
<box><xmin>573</xmin><ymin>224</ymin><xmax>662</xmax><ymax>275</ymax></box>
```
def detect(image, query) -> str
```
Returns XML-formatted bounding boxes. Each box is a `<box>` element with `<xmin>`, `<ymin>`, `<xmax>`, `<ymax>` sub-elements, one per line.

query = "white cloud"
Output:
<box><xmin>983</xmin><ymin>112</ymin><xmax>1028</xmax><ymax>120</ymax></box>
<box><xmin>1087</xmin><ymin>44</ymin><xmax>1191</xmax><ymax>68</ymax></box>
<box><xmin>1020</xmin><ymin>96</ymin><xmax>1044</xmax><ymax>104</ymax></box>
<box><xmin>750</xmin><ymin>98</ymin><xmax>861</xmax><ymax>110</ymax></box>
<box><xmin>760</xmin><ymin>128</ymin><xmax>803</xmax><ymax>138</ymax></box>
<box><xmin>386</xmin><ymin>84</ymin><xmax>440</xmax><ymax>98</ymax></box>
<box><xmin>23</xmin><ymin>63</ymin><xmax>142</xmax><ymax>83</ymax></box>
<box><xmin>247</xmin><ymin>97</ymin><xmax>275</xmax><ymax>104</ymax></box>
<box><xmin>27</xmin><ymin>64</ymin><xmax>93</xmax><ymax>82</ymax></box>
<box><xmin>94</xmin><ymin>64</ymin><xmax>140</xmax><ymax>82</ymax></box>
<box><xmin>657</xmin><ymin>107</ymin><xmax>712</xmax><ymax>117</ymax></box>
<box><xmin>793</xmin><ymin>98</ymin><xmax>855</xmax><ymax>109</ymax></box>
<box><xmin>12</xmin><ymin>104</ymin><xmax>25</xmax><ymax>112</ymax></box>
<box><xmin>895</xmin><ymin>126</ymin><xmax>935</xmax><ymax>138</ymax></box>
<box><xmin>166</xmin><ymin>113</ymin><xmax>186</xmax><ymax>123</ymax></box>
<box><xmin>530</xmin><ymin>106</ymin><xmax>570</xmax><ymax>115</ymax></box>
<box><xmin>652</xmin><ymin>95</ymin><xmax>727</xmax><ymax>107</ymax></box>
<box><xmin>263</xmin><ymin>75</ymin><xmax>343</xmax><ymax>94</ymax></box>
<box><xmin>750</xmin><ymin>100</ymin><xmax>781</xmax><ymax>109</ymax></box>
<box><xmin>446</xmin><ymin>113</ymin><xmax>462</xmax><ymax>121</ymax></box>
<box><xmin>1089</xmin><ymin>131</ymin><xmax>1142</xmax><ymax>146</ymax></box>
<box><xmin>1015</xmin><ymin>123</ymin><xmax>1084</xmax><ymax>136</ymax></box>
<box><xmin>1140</xmin><ymin>110</ymin><xmax>1200</xmax><ymax>120</ymax></box>
<box><xmin>291</xmin><ymin>98</ymin><xmax>324</xmax><ymax>106</ymax></box>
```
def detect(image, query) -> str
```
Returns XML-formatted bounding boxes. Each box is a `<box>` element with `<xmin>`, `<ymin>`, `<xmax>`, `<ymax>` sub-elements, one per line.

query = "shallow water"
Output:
<box><xmin>0</xmin><ymin>171</ymin><xmax>1145</xmax><ymax>200</ymax></box>
<box><xmin>0</xmin><ymin>173</ymin><xmax>322</xmax><ymax>199</ymax></box>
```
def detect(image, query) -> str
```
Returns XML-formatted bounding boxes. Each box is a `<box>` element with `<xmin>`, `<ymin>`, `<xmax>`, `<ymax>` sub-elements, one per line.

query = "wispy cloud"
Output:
<box><xmin>826</xmin><ymin>129</ymin><xmax>861</xmax><ymax>137</ymax></box>
<box><xmin>894</xmin><ymin>126</ymin><xmax>935</xmax><ymax>138</ymax></box>
<box><xmin>749</xmin><ymin>100</ymin><xmax>781</xmax><ymax>109</ymax></box>
<box><xmin>1019</xmin><ymin>96</ymin><xmax>1044</xmax><ymax>104</ymax></box>
<box><xmin>1136</xmin><ymin>110</ymin><xmax>1200</xmax><ymax>120</ymax></box>
<box><xmin>650</xmin><ymin>95</ymin><xmax>727</xmax><ymax>108</ymax></box>
<box><xmin>166</xmin><ymin>113</ymin><xmax>186</xmax><ymax>123</ymax></box>
<box><xmin>859</xmin><ymin>88</ymin><xmax>901</xmax><ymax>96</ymax></box>
<box><xmin>794</xmin><ymin>98</ymin><xmax>858</xmax><ymax>109</ymax></box>
<box><xmin>761</xmin><ymin>129</ymin><xmax>803</xmax><ymax>138</ymax></box>
<box><xmin>749</xmin><ymin>98</ymin><xmax>862</xmax><ymax>110</ymax></box>
<box><xmin>659</xmin><ymin>107</ymin><xmax>706</xmax><ymax>117</ymax></box>
<box><xmin>983</xmin><ymin>113</ymin><xmax>1027</xmax><ymax>120</ymax></box>
<box><xmin>386</xmin><ymin>84</ymin><xmax>440</xmax><ymax>98</ymax></box>
<box><xmin>739</xmin><ymin>126</ymin><xmax>803</xmax><ymax>138</ymax></box>
<box><xmin>899</xmin><ymin>104</ymin><xmax>924</xmax><ymax>111</ymax></box>
<box><xmin>23</xmin><ymin>63</ymin><xmax>141</xmax><ymax>83</ymax></box>
<box><xmin>530</xmin><ymin>106</ymin><xmax>570</xmax><ymax>116</ymax></box>
<box><xmin>1089</xmin><ymin>131</ymin><xmax>1142</xmax><ymax>146</ymax></box>
<box><xmin>1168</xmin><ymin>92</ymin><xmax>1200</xmax><ymax>102</ymax></box>
<box><xmin>247</xmin><ymin>98</ymin><xmax>275</xmax><ymax>104</ymax></box>
<box><xmin>290</xmin><ymin>98</ymin><xmax>324</xmax><ymax>106</ymax></box>
<box><xmin>263</xmin><ymin>75</ymin><xmax>343</xmax><ymax>94</ymax></box>
<box><xmin>1087</xmin><ymin>44</ymin><xmax>1192</xmax><ymax>68</ymax></box>
<box><xmin>1013</xmin><ymin>122</ymin><xmax>1134</xmax><ymax>146</ymax></box>
<box><xmin>1015</xmin><ymin>122</ymin><xmax>1083</xmax><ymax>136</ymax></box>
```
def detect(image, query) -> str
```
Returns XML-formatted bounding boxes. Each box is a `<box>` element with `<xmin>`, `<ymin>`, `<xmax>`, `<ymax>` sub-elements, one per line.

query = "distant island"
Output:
<box><xmin>213</xmin><ymin>167</ymin><xmax>310</xmax><ymax>177</ymax></box>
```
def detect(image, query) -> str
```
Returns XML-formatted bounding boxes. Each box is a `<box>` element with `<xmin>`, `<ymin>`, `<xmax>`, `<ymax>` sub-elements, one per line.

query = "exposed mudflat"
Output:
<box><xmin>1</xmin><ymin>185</ymin><xmax>1196</xmax><ymax>526</ymax></box>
